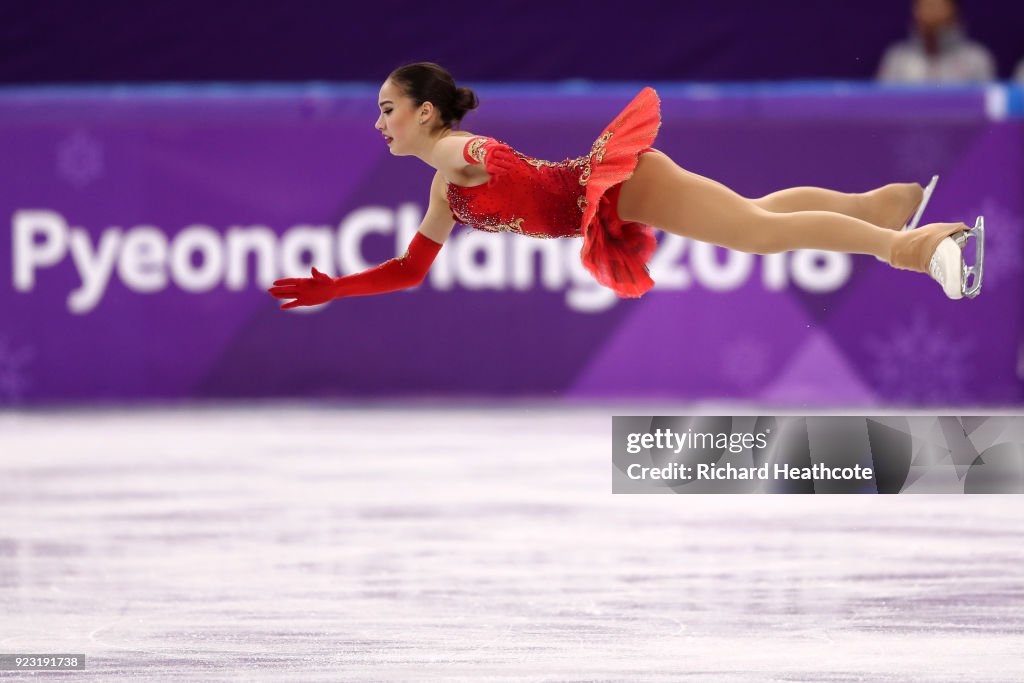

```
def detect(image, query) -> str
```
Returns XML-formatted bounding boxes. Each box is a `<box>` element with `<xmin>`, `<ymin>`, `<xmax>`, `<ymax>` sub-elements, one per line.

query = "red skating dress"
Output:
<box><xmin>445</xmin><ymin>87</ymin><xmax>662</xmax><ymax>298</ymax></box>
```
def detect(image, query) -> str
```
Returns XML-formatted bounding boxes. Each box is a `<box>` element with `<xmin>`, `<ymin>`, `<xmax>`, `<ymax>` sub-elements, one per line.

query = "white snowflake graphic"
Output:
<box><xmin>960</xmin><ymin>197</ymin><xmax>1022</xmax><ymax>290</ymax></box>
<box><xmin>720</xmin><ymin>337</ymin><xmax>771</xmax><ymax>388</ymax></box>
<box><xmin>56</xmin><ymin>130</ymin><xmax>104</xmax><ymax>188</ymax></box>
<box><xmin>892</xmin><ymin>129</ymin><xmax>950</xmax><ymax>180</ymax></box>
<box><xmin>863</xmin><ymin>311</ymin><xmax>973</xmax><ymax>404</ymax></box>
<box><xmin>0</xmin><ymin>334</ymin><xmax>34</xmax><ymax>402</ymax></box>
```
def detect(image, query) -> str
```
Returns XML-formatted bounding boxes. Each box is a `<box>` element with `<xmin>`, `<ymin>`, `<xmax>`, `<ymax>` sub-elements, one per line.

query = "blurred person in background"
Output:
<box><xmin>877</xmin><ymin>0</ymin><xmax>996</xmax><ymax>82</ymax></box>
<box><xmin>1015</xmin><ymin>57</ymin><xmax>1024</xmax><ymax>81</ymax></box>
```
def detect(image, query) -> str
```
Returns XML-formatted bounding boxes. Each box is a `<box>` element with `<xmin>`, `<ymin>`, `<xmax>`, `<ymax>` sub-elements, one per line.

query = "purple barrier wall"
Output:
<box><xmin>1</xmin><ymin>84</ymin><xmax>1021</xmax><ymax>405</ymax></box>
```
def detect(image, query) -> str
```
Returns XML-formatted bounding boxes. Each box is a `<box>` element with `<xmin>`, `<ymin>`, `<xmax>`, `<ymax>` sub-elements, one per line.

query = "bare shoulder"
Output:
<box><xmin>433</xmin><ymin>132</ymin><xmax>478</xmax><ymax>161</ymax></box>
<box><xmin>434</xmin><ymin>132</ymin><xmax>492</xmax><ymax>186</ymax></box>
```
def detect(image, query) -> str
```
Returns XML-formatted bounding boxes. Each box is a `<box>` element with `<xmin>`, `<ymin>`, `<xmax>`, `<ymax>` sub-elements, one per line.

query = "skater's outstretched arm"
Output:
<box><xmin>268</xmin><ymin>171</ymin><xmax>454</xmax><ymax>310</ymax></box>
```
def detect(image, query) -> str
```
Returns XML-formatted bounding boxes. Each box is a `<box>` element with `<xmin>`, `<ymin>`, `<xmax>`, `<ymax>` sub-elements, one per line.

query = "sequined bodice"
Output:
<box><xmin>446</xmin><ymin>140</ymin><xmax>592</xmax><ymax>239</ymax></box>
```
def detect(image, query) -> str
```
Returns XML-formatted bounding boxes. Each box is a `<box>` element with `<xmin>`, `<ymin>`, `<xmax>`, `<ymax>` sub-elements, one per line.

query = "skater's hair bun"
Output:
<box><xmin>388</xmin><ymin>62</ymin><xmax>479</xmax><ymax>130</ymax></box>
<box><xmin>453</xmin><ymin>86</ymin><xmax>479</xmax><ymax>120</ymax></box>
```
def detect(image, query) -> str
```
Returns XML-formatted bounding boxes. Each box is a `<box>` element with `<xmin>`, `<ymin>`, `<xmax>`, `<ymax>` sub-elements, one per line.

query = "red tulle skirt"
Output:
<box><xmin>578</xmin><ymin>86</ymin><xmax>662</xmax><ymax>298</ymax></box>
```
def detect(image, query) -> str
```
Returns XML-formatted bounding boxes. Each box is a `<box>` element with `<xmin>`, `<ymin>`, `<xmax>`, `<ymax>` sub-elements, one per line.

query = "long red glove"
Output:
<box><xmin>463</xmin><ymin>136</ymin><xmax>517</xmax><ymax>186</ymax></box>
<box><xmin>268</xmin><ymin>231</ymin><xmax>443</xmax><ymax>309</ymax></box>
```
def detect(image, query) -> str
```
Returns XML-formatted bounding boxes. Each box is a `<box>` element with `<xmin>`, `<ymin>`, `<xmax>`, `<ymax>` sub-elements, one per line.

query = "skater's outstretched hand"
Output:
<box><xmin>268</xmin><ymin>267</ymin><xmax>337</xmax><ymax>309</ymax></box>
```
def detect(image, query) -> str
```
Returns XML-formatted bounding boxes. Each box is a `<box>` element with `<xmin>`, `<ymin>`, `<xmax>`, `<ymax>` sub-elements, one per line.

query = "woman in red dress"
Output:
<box><xmin>268</xmin><ymin>62</ymin><xmax>983</xmax><ymax>308</ymax></box>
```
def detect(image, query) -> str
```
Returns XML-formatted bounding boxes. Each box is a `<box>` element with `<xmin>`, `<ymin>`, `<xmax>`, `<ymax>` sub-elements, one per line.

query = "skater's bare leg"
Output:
<box><xmin>752</xmin><ymin>183</ymin><xmax>923</xmax><ymax>231</ymax></box>
<box><xmin>618</xmin><ymin>150</ymin><xmax>899</xmax><ymax>259</ymax></box>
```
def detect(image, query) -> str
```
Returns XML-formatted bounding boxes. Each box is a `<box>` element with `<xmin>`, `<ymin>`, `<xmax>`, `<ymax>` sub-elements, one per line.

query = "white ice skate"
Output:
<box><xmin>904</xmin><ymin>175</ymin><xmax>939</xmax><ymax>231</ymax></box>
<box><xmin>928</xmin><ymin>216</ymin><xmax>985</xmax><ymax>300</ymax></box>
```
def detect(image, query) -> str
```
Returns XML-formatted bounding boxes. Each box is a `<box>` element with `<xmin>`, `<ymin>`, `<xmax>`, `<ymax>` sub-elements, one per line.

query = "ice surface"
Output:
<box><xmin>0</xmin><ymin>405</ymin><xmax>1021</xmax><ymax>681</ymax></box>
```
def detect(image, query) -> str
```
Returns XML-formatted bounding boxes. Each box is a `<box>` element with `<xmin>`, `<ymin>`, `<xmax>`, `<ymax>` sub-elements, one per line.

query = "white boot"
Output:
<box><xmin>928</xmin><ymin>237</ymin><xmax>964</xmax><ymax>299</ymax></box>
<box><xmin>926</xmin><ymin>216</ymin><xmax>985</xmax><ymax>300</ymax></box>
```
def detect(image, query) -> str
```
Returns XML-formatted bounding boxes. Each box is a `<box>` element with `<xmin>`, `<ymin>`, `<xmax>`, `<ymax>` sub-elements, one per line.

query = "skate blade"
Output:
<box><xmin>954</xmin><ymin>215</ymin><xmax>984</xmax><ymax>299</ymax></box>
<box><xmin>904</xmin><ymin>174</ymin><xmax>939</xmax><ymax>232</ymax></box>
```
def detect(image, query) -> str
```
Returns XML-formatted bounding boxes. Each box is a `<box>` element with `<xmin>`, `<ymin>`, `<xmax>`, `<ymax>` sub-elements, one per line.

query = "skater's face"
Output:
<box><xmin>913</xmin><ymin>0</ymin><xmax>957</xmax><ymax>31</ymax></box>
<box><xmin>375</xmin><ymin>79</ymin><xmax>434</xmax><ymax>156</ymax></box>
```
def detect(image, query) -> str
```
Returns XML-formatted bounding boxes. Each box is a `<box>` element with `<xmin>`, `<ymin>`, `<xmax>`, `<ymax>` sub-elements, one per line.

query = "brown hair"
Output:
<box><xmin>387</xmin><ymin>62</ymin><xmax>478</xmax><ymax>129</ymax></box>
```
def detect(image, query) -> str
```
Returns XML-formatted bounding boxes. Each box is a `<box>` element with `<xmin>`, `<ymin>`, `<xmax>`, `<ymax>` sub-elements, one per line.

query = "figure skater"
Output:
<box><xmin>268</xmin><ymin>62</ymin><xmax>984</xmax><ymax>309</ymax></box>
